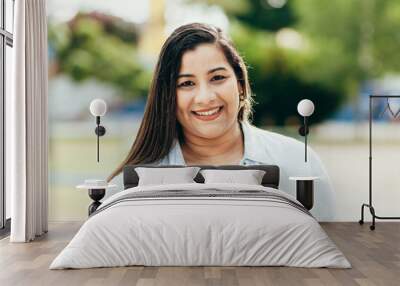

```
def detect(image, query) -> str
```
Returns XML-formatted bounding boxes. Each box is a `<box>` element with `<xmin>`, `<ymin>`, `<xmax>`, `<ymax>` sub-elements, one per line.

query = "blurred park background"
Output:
<box><xmin>47</xmin><ymin>0</ymin><xmax>400</xmax><ymax>221</ymax></box>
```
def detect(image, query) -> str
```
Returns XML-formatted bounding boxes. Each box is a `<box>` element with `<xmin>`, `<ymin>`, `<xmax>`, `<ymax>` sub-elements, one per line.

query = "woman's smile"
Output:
<box><xmin>191</xmin><ymin>106</ymin><xmax>224</xmax><ymax>121</ymax></box>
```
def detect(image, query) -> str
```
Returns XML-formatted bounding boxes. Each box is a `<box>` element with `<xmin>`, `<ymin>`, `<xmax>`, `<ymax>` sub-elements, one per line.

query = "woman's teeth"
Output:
<box><xmin>193</xmin><ymin>107</ymin><xmax>221</xmax><ymax>116</ymax></box>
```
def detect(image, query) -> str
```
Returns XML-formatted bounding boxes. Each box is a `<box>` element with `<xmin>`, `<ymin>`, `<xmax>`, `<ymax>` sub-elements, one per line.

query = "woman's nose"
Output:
<box><xmin>194</xmin><ymin>84</ymin><xmax>217</xmax><ymax>104</ymax></box>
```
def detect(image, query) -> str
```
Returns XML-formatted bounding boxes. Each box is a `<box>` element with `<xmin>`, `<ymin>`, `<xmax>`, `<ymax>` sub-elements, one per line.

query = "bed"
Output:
<box><xmin>50</xmin><ymin>164</ymin><xmax>350</xmax><ymax>269</ymax></box>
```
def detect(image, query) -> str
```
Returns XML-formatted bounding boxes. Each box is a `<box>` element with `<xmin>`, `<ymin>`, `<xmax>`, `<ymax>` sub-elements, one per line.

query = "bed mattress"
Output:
<box><xmin>50</xmin><ymin>183</ymin><xmax>350</xmax><ymax>269</ymax></box>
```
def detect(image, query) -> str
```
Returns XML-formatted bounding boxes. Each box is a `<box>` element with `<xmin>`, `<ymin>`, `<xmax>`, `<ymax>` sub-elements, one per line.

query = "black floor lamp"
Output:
<box><xmin>359</xmin><ymin>95</ymin><xmax>400</xmax><ymax>230</ymax></box>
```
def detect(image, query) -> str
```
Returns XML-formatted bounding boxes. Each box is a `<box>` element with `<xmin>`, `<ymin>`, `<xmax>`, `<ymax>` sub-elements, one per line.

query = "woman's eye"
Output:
<box><xmin>211</xmin><ymin>75</ymin><xmax>226</xmax><ymax>82</ymax></box>
<box><xmin>178</xmin><ymin>81</ymin><xmax>195</xmax><ymax>88</ymax></box>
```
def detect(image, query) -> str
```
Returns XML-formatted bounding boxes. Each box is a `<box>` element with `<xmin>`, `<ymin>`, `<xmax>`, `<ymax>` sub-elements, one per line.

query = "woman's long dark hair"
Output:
<box><xmin>108</xmin><ymin>23</ymin><xmax>254</xmax><ymax>182</ymax></box>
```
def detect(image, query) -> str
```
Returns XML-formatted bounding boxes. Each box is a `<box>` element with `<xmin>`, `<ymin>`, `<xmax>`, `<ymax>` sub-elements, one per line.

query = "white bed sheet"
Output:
<box><xmin>50</xmin><ymin>183</ymin><xmax>350</xmax><ymax>269</ymax></box>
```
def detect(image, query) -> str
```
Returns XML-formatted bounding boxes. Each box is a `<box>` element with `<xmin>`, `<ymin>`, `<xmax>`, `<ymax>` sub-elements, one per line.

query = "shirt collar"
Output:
<box><xmin>168</xmin><ymin>121</ymin><xmax>272</xmax><ymax>165</ymax></box>
<box><xmin>240</xmin><ymin>120</ymin><xmax>272</xmax><ymax>164</ymax></box>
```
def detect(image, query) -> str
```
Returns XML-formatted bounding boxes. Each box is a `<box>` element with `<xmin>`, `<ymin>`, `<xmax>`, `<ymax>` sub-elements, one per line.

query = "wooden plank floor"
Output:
<box><xmin>0</xmin><ymin>222</ymin><xmax>399</xmax><ymax>286</ymax></box>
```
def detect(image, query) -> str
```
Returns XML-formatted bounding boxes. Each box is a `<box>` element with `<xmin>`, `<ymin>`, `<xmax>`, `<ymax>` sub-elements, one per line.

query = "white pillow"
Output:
<box><xmin>200</xmin><ymin>169</ymin><xmax>266</xmax><ymax>185</ymax></box>
<box><xmin>135</xmin><ymin>167</ymin><xmax>200</xmax><ymax>186</ymax></box>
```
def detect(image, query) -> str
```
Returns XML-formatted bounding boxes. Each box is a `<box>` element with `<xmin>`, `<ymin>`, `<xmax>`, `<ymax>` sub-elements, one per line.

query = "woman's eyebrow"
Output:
<box><xmin>177</xmin><ymin>73</ymin><xmax>194</xmax><ymax>79</ymax></box>
<box><xmin>178</xmin><ymin>67</ymin><xmax>228</xmax><ymax>79</ymax></box>
<box><xmin>208</xmin><ymin>67</ymin><xmax>227</xmax><ymax>74</ymax></box>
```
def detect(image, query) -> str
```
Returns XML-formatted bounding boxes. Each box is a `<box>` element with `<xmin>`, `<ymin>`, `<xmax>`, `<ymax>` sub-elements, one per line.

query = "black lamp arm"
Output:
<box><xmin>304</xmin><ymin>116</ymin><xmax>308</xmax><ymax>162</ymax></box>
<box><xmin>94</xmin><ymin>116</ymin><xmax>106</xmax><ymax>162</ymax></box>
<box><xmin>298</xmin><ymin>116</ymin><xmax>309</xmax><ymax>163</ymax></box>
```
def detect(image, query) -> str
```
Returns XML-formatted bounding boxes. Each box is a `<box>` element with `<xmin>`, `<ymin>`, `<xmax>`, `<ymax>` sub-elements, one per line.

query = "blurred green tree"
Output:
<box><xmin>224</xmin><ymin>0</ymin><xmax>296</xmax><ymax>31</ymax></box>
<box><xmin>48</xmin><ymin>12</ymin><xmax>151</xmax><ymax>99</ymax></box>
<box><xmin>293</xmin><ymin>0</ymin><xmax>400</xmax><ymax>101</ymax></box>
<box><xmin>193</xmin><ymin>0</ymin><xmax>345</xmax><ymax>125</ymax></box>
<box><xmin>195</xmin><ymin>0</ymin><xmax>400</xmax><ymax>125</ymax></box>
<box><xmin>198</xmin><ymin>0</ymin><xmax>294</xmax><ymax>31</ymax></box>
<box><xmin>231</xmin><ymin>23</ymin><xmax>343</xmax><ymax>126</ymax></box>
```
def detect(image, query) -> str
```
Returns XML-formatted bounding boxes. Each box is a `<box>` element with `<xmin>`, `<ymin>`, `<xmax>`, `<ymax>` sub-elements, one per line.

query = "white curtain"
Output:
<box><xmin>6</xmin><ymin>0</ymin><xmax>48</xmax><ymax>242</ymax></box>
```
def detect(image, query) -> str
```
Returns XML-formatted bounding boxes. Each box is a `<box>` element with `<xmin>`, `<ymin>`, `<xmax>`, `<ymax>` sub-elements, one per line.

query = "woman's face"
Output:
<box><xmin>176</xmin><ymin>43</ymin><xmax>243</xmax><ymax>139</ymax></box>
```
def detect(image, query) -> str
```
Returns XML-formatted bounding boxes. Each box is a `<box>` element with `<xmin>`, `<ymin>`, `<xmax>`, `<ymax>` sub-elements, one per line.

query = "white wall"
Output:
<box><xmin>314</xmin><ymin>142</ymin><xmax>400</xmax><ymax>222</ymax></box>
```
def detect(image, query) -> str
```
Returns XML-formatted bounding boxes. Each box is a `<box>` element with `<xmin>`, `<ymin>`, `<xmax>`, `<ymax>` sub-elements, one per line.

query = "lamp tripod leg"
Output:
<box><xmin>370</xmin><ymin>206</ymin><xmax>376</xmax><ymax>230</ymax></box>
<box><xmin>359</xmin><ymin>204</ymin><xmax>364</xmax><ymax>225</ymax></box>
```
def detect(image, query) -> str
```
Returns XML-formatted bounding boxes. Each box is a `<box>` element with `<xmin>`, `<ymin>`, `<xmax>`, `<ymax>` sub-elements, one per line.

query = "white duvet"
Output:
<box><xmin>50</xmin><ymin>183</ymin><xmax>351</xmax><ymax>269</ymax></box>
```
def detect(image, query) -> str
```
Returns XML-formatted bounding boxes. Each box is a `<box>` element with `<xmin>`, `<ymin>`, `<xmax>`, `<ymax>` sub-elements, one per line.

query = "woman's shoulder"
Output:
<box><xmin>241</xmin><ymin>121</ymin><xmax>309</xmax><ymax>165</ymax></box>
<box><xmin>244</xmin><ymin>121</ymin><xmax>304</xmax><ymax>150</ymax></box>
<box><xmin>244</xmin><ymin>122</ymin><xmax>325</xmax><ymax>174</ymax></box>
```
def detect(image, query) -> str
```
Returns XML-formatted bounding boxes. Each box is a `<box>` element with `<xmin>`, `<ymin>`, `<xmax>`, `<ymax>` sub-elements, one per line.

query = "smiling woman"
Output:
<box><xmin>106</xmin><ymin>23</ymin><xmax>334</xmax><ymax>221</ymax></box>
<box><xmin>107</xmin><ymin>22</ymin><xmax>254</xmax><ymax>181</ymax></box>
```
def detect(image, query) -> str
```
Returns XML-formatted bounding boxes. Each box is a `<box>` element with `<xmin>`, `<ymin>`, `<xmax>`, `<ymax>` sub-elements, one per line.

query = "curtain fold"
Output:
<box><xmin>7</xmin><ymin>0</ymin><xmax>48</xmax><ymax>242</ymax></box>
